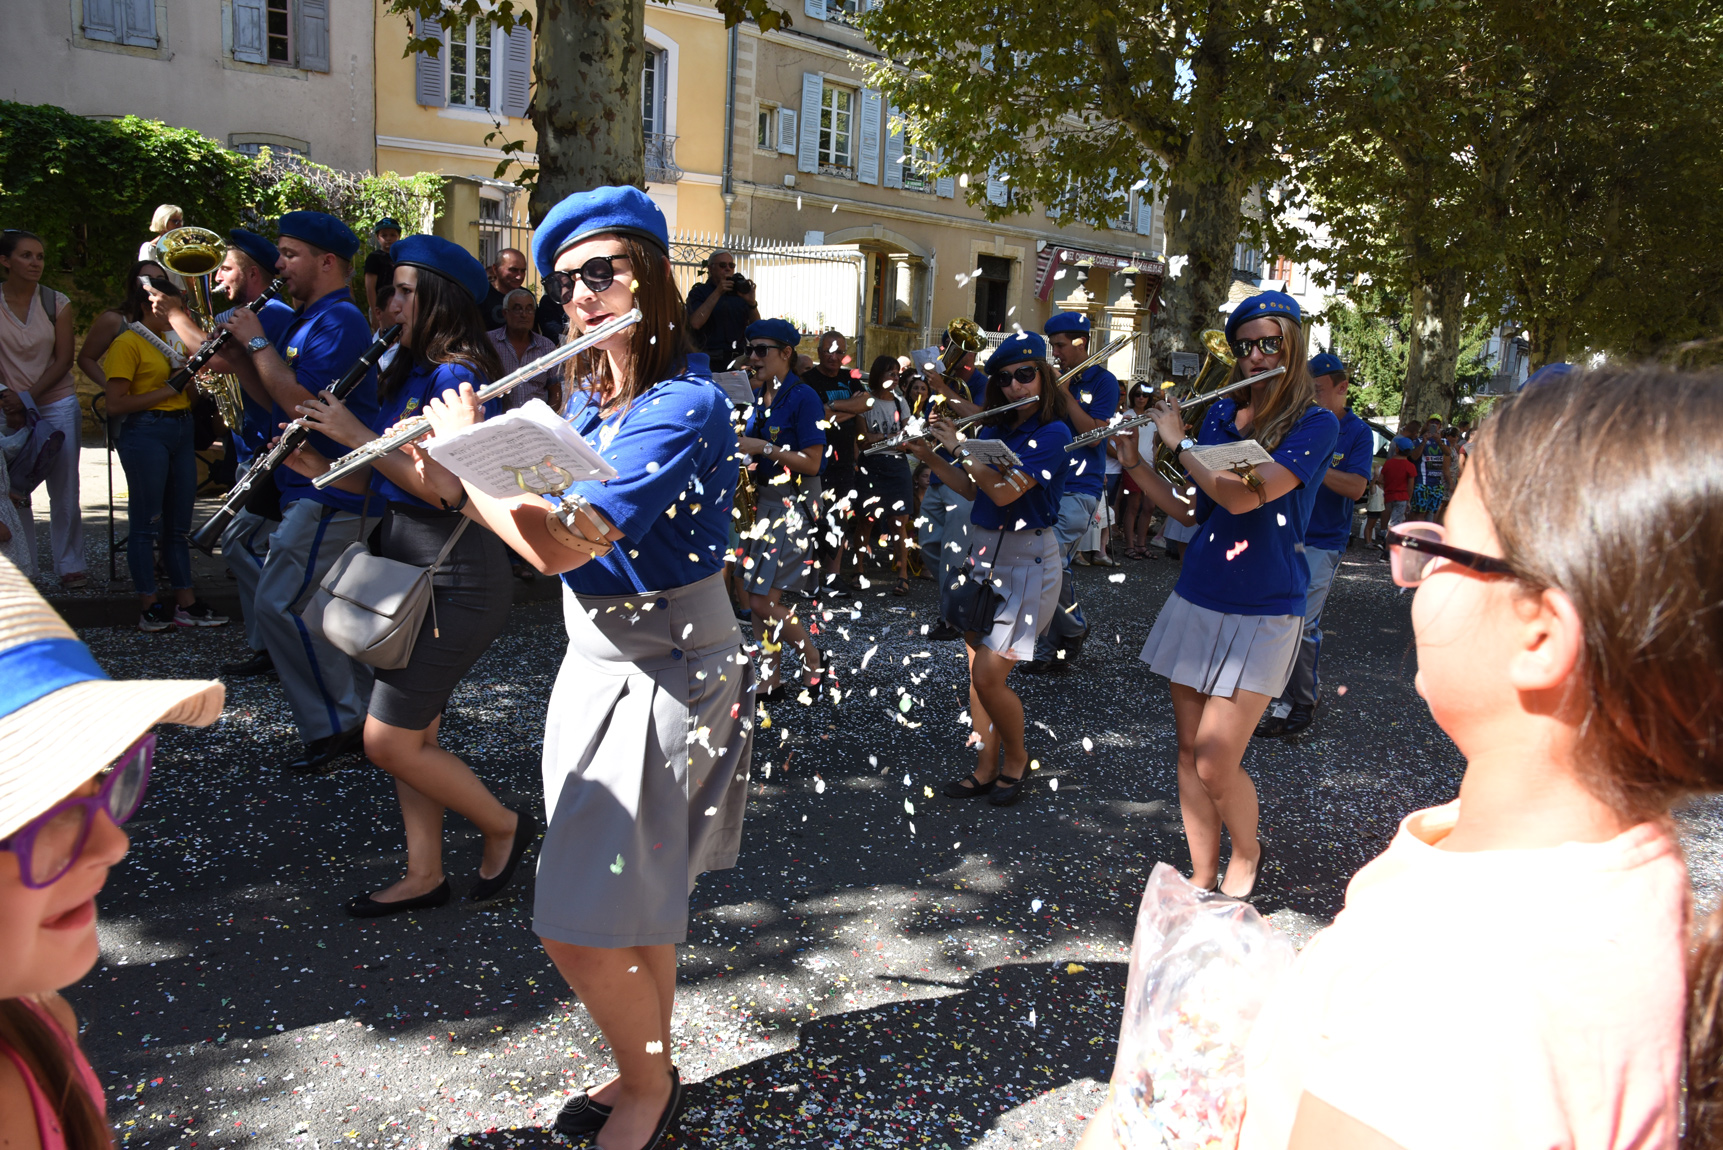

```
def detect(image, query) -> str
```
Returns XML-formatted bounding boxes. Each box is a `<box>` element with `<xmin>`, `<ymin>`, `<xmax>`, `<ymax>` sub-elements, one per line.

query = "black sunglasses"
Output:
<box><xmin>745</xmin><ymin>342</ymin><xmax>786</xmax><ymax>357</ymax></box>
<box><xmin>991</xmin><ymin>364</ymin><xmax>1040</xmax><ymax>387</ymax></box>
<box><xmin>544</xmin><ymin>254</ymin><xmax>631</xmax><ymax>304</ymax></box>
<box><xmin>1230</xmin><ymin>335</ymin><xmax>1286</xmax><ymax>358</ymax></box>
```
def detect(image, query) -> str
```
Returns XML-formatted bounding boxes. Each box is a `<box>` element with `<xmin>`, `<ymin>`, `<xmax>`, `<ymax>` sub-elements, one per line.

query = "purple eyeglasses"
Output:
<box><xmin>1</xmin><ymin>733</ymin><xmax>153</xmax><ymax>889</ymax></box>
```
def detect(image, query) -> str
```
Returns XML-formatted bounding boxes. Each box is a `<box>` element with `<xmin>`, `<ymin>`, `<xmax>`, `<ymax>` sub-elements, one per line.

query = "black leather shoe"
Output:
<box><xmin>1280</xmin><ymin>702</ymin><xmax>1318</xmax><ymax>737</ymax></box>
<box><xmin>285</xmin><ymin>725</ymin><xmax>365</xmax><ymax>776</ymax></box>
<box><xmin>1017</xmin><ymin>657</ymin><xmax>1059</xmax><ymax>675</ymax></box>
<box><xmin>468</xmin><ymin>811</ymin><xmax>539</xmax><ymax>902</ymax></box>
<box><xmin>345</xmin><ymin>879</ymin><xmax>451</xmax><ymax>918</ymax></box>
<box><xmin>552</xmin><ymin>1088</ymin><xmax>613</xmax><ymax>1136</ymax></box>
<box><xmin>927</xmin><ymin>620</ymin><xmax>964</xmax><ymax>641</ymax></box>
<box><xmin>220</xmin><ymin>650</ymin><xmax>275</xmax><ymax>678</ymax></box>
<box><xmin>1253</xmin><ymin>710</ymin><xmax>1290</xmax><ymax>739</ymax></box>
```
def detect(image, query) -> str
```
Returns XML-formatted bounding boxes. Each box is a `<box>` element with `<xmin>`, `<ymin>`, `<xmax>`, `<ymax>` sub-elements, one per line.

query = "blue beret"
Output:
<box><xmin>1044</xmin><ymin>311</ymin><xmax>1091</xmax><ymax>337</ymax></box>
<box><xmin>1521</xmin><ymin>362</ymin><xmax>1575</xmax><ymax>392</ymax></box>
<box><xmin>277</xmin><ymin>211</ymin><xmax>359</xmax><ymax>261</ymax></box>
<box><xmin>984</xmin><ymin>331</ymin><xmax>1046</xmax><ymax>375</ymax></box>
<box><xmin>226</xmin><ymin>228</ymin><xmax>279</xmax><ymax>273</ymax></box>
<box><xmin>1225</xmin><ymin>291</ymin><xmax>1301</xmax><ymax>342</ymax></box>
<box><xmin>532</xmin><ymin>186</ymin><xmax>670</xmax><ymax>277</ymax></box>
<box><xmin>389</xmin><ymin>234</ymin><xmax>490</xmax><ymax>303</ymax></box>
<box><xmin>745</xmin><ymin>318</ymin><xmax>801</xmax><ymax>349</ymax></box>
<box><xmin>1307</xmin><ymin>352</ymin><xmax>1346</xmax><ymax>379</ymax></box>
<box><xmin>1393</xmin><ymin>436</ymin><xmax>1417</xmax><ymax>452</ymax></box>
<box><xmin>374</xmin><ymin>218</ymin><xmax>401</xmax><ymax>233</ymax></box>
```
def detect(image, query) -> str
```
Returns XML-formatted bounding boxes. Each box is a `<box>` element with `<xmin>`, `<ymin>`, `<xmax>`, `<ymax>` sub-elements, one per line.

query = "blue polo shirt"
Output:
<box><xmin>1174</xmin><ymin>399</ymin><xmax>1339</xmax><ymax>617</ymax></box>
<box><xmin>1063</xmin><ymin>365</ymin><xmax>1119</xmax><ymax>499</ymax></box>
<box><xmin>968</xmin><ymin>415</ymin><xmax>1074</xmax><ymax>532</ymax></box>
<box><xmin>743</xmin><ymin>373</ymin><xmax>826</xmax><ymax>495</ymax></box>
<box><xmin>215</xmin><ymin>297</ymin><xmax>297</xmax><ymax>471</ymax></box>
<box><xmin>552</xmin><ymin>370</ymin><xmax>740</xmax><ymax>597</ymax></box>
<box><xmin>1304</xmin><ymin>408</ymin><xmax>1374</xmax><ymax>552</ymax></box>
<box><xmin>926</xmin><ymin>372</ymin><xmax>977</xmax><ymax>491</ymax></box>
<box><xmin>372</xmin><ymin>361</ymin><xmax>500</xmax><ymax>509</ymax></box>
<box><xmin>271</xmin><ymin>289</ymin><xmax>381</xmax><ymax>514</ymax></box>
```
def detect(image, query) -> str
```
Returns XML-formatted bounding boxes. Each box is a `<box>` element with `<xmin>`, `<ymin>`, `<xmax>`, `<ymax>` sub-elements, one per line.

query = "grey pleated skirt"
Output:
<box><xmin>1140</xmin><ymin>591</ymin><xmax>1301</xmax><ymax>699</ymax></box>
<box><xmin>945</xmin><ymin>528</ymin><xmax>1062</xmax><ymax>661</ymax></box>
<box><xmin>740</xmin><ymin>493</ymin><xmax>813</xmax><ymax>596</ymax></box>
<box><xmin>533</xmin><ymin>572</ymin><xmax>754</xmax><ymax>948</ymax></box>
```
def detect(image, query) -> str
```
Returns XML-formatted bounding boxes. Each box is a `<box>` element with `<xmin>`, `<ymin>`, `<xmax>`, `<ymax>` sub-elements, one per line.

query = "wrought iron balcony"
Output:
<box><xmin>646</xmin><ymin>133</ymin><xmax>682</xmax><ymax>184</ymax></box>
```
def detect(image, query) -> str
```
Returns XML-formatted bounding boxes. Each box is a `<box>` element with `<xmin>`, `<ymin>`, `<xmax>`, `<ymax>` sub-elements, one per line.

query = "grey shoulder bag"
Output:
<box><xmin>300</xmin><ymin>509</ymin><xmax>471</xmax><ymax>671</ymax></box>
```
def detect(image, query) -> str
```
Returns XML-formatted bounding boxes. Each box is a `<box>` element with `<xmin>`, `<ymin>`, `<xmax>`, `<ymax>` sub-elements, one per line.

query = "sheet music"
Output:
<box><xmin>713</xmin><ymin>370</ymin><xmax>756</xmax><ymax>406</ymax></box>
<box><xmin>1185</xmin><ymin>438</ymin><xmax>1275</xmax><ymax>472</ymax></box>
<box><xmin>424</xmin><ymin>399</ymin><xmax>617</xmax><ymax>499</ymax></box>
<box><xmin>957</xmin><ymin>437</ymin><xmax>1024</xmax><ymax>470</ymax></box>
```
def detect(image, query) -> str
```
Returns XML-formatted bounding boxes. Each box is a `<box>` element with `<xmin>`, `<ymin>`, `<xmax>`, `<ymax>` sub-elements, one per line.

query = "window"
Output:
<box><xmin>81</xmin><ymin>0</ymin><xmax>159</xmax><ymax>47</ymax></box>
<box><xmin>642</xmin><ymin>48</ymin><xmax>667</xmax><ymax>137</ymax></box>
<box><xmin>265</xmin><ymin>0</ymin><xmax>291</xmax><ymax>62</ymax></box>
<box><xmin>1271</xmin><ymin>256</ymin><xmax>1293</xmax><ymax>284</ymax></box>
<box><xmin>902</xmin><ymin>139</ymin><xmax>935</xmax><ymax>193</ymax></box>
<box><xmin>477</xmin><ymin>196</ymin><xmax>504</xmax><ymax>267</ymax></box>
<box><xmin>231</xmin><ymin>0</ymin><xmax>328</xmax><ymax>71</ymax></box>
<box><xmin>974</xmin><ymin>256</ymin><xmax>1013</xmax><ymax>332</ymax></box>
<box><xmin>758</xmin><ymin>108</ymin><xmax>771</xmax><ymax>149</ymax></box>
<box><xmin>449</xmin><ymin>20</ymin><xmax>495</xmax><ymax>110</ymax></box>
<box><xmin>819</xmin><ymin>84</ymin><xmax>855</xmax><ymax>175</ymax></box>
<box><xmin>1234</xmin><ymin>242</ymin><xmax>1262</xmax><ymax>277</ymax></box>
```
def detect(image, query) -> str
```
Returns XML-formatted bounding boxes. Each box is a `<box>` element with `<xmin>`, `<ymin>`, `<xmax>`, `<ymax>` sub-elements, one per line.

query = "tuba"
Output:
<box><xmin>156</xmin><ymin>227</ymin><xmax>246</xmax><ymax>434</ymax></box>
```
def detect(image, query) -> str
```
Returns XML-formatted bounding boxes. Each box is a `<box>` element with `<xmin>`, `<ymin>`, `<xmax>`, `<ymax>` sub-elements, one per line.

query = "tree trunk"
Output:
<box><xmin>1523</xmin><ymin>317</ymin><xmax>1570</xmax><ymax>371</ymax></box>
<box><xmin>529</xmin><ymin>0</ymin><xmax>646</xmax><ymax>224</ymax></box>
<box><xmin>1398</xmin><ymin>267</ymin><xmax>1463</xmax><ymax>425</ymax></box>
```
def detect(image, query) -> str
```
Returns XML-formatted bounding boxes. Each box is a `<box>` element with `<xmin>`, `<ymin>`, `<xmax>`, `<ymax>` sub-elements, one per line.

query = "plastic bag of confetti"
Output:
<box><xmin>1108</xmin><ymin>862</ymin><xmax>1294</xmax><ymax>1149</ymax></box>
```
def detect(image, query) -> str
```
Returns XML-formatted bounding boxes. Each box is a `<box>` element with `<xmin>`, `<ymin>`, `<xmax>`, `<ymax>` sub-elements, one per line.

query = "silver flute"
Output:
<box><xmin>1063</xmin><ymin>365</ymin><xmax>1286</xmax><ymax>451</ymax></box>
<box><xmin>861</xmin><ymin>394</ymin><xmax>1039</xmax><ymax>456</ymax></box>
<box><xmin>314</xmin><ymin>309</ymin><xmax>642</xmax><ymax>488</ymax></box>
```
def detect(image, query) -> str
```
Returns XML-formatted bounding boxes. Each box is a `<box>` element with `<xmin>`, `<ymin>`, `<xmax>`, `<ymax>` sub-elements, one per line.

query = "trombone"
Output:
<box><xmin>313</xmin><ymin>309</ymin><xmax>642</xmax><ymax>488</ymax></box>
<box><xmin>861</xmin><ymin>395</ymin><xmax>1038</xmax><ymax>456</ymax></box>
<box><xmin>1056</xmin><ymin>328</ymin><xmax>1143</xmax><ymax>387</ymax></box>
<box><xmin>1063</xmin><ymin>365</ymin><xmax>1286</xmax><ymax>452</ymax></box>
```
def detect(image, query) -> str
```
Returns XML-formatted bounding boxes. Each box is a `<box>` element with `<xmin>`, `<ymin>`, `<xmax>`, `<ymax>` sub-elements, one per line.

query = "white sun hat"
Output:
<box><xmin>0</xmin><ymin>556</ymin><xmax>224</xmax><ymax>841</ymax></box>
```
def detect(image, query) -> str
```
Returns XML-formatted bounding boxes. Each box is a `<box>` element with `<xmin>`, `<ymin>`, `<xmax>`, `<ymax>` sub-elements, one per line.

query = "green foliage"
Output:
<box><xmin>1329</xmin><ymin>288</ymin><xmax>1408</xmax><ymax>424</ymax></box>
<box><xmin>0</xmin><ymin>101</ymin><xmax>443</xmax><ymax>325</ymax></box>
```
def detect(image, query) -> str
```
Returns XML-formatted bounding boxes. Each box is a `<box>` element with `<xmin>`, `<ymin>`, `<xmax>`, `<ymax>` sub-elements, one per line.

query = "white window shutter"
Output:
<box><xmin>936</xmin><ymin>175</ymin><xmax>955</xmax><ymax>199</ymax></box>
<box><xmin>777</xmin><ymin>109</ymin><xmax>798</xmax><ymax>154</ymax></box>
<box><xmin>883</xmin><ymin>105</ymin><xmax>904</xmax><ymax>189</ymax></box>
<box><xmin>986</xmin><ymin>168</ymin><xmax>1007</xmax><ymax>207</ymax></box>
<box><xmin>804</xmin><ymin>0</ymin><xmax>828</xmax><ymax>18</ymax></box>
<box><xmin>82</xmin><ymin>0</ymin><xmax>119</xmax><ymax>42</ymax></box>
<box><xmin>501</xmin><ymin>25</ymin><xmax>531</xmax><ymax>117</ymax></box>
<box><xmin>297</xmin><ymin>0</ymin><xmax>330</xmax><ymax>71</ymax></box>
<box><xmin>857</xmin><ymin>89</ymin><xmax>881</xmax><ymax>185</ymax></box>
<box><xmin>230</xmin><ymin>0</ymin><xmax>264</xmax><ymax>61</ymax></box>
<box><xmin>797</xmin><ymin>72</ymin><xmax>822</xmax><ymax>174</ymax></box>
<box><xmin>120</xmin><ymin>0</ymin><xmax>157</xmax><ymax>46</ymax></box>
<box><xmin>415</xmin><ymin>18</ymin><xmax>446</xmax><ymax>107</ymax></box>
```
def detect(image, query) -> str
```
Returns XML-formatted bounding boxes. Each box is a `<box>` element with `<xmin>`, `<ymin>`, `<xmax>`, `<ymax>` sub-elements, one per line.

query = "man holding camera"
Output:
<box><xmin>686</xmin><ymin>250</ymin><xmax>759</xmax><ymax>366</ymax></box>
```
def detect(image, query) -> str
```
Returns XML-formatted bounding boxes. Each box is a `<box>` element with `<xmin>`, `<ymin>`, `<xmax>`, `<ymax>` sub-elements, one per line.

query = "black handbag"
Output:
<box><xmin>938</xmin><ymin>528</ymin><xmax>1008</xmax><ymax>634</ymax></box>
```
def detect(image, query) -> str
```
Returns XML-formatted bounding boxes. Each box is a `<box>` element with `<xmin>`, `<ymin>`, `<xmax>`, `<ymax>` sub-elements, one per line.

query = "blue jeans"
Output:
<box><xmin>118</xmin><ymin>410</ymin><xmax>196</xmax><ymax>596</ymax></box>
<box><xmin>1277</xmin><ymin>544</ymin><xmax>1345</xmax><ymax>709</ymax></box>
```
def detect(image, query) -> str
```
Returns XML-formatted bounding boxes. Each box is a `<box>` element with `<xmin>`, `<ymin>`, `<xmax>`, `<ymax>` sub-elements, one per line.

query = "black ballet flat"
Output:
<box><xmin>1223</xmin><ymin>840</ymin><xmax>1270</xmax><ymax>903</ymax></box>
<box><xmin>988</xmin><ymin>772</ymin><xmax>1027</xmax><ymax>807</ymax></box>
<box><xmin>552</xmin><ymin>1087</ymin><xmax>613</xmax><ymax>1136</ymax></box>
<box><xmin>942</xmin><ymin>772</ymin><xmax>995</xmax><ymax>799</ymax></box>
<box><xmin>345</xmin><ymin>879</ymin><xmax>451</xmax><ymax>918</ymax></box>
<box><xmin>638</xmin><ymin>1066</ymin><xmax>683</xmax><ymax>1150</ymax></box>
<box><xmin>468</xmin><ymin>810</ymin><xmax>540</xmax><ymax>902</ymax></box>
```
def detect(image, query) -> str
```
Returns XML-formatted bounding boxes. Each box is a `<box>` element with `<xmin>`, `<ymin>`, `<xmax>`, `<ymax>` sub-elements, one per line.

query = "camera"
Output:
<box><xmin>729</xmin><ymin>273</ymin><xmax>752</xmax><ymax>294</ymax></box>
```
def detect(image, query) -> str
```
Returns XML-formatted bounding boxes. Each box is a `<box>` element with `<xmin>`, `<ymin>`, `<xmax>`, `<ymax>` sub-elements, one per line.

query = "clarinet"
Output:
<box><xmin>165</xmin><ymin>278</ymin><xmax>287</xmax><ymax>393</ymax></box>
<box><xmin>189</xmin><ymin>324</ymin><xmax>400</xmax><ymax>554</ymax></box>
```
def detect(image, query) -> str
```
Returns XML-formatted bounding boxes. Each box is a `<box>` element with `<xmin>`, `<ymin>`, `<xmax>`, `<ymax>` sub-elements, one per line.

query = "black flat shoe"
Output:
<box><xmin>286</xmin><ymin>725</ymin><xmax>365</xmax><ymax>775</ymax></box>
<box><xmin>468</xmin><ymin>810</ymin><xmax>539</xmax><ymax>902</ymax></box>
<box><xmin>942</xmin><ymin>771</ymin><xmax>995</xmax><ymax>799</ymax></box>
<box><xmin>220</xmin><ymin>649</ymin><xmax>275</xmax><ymax>678</ymax></box>
<box><xmin>988</xmin><ymin>772</ymin><xmax>1026</xmax><ymax>807</ymax></box>
<box><xmin>345</xmin><ymin>879</ymin><xmax>450</xmax><ymax>918</ymax></box>
<box><xmin>637</xmin><ymin>1066</ymin><xmax>683</xmax><ymax>1150</ymax></box>
<box><xmin>552</xmin><ymin>1087</ymin><xmax>613</xmax><ymax>1136</ymax></box>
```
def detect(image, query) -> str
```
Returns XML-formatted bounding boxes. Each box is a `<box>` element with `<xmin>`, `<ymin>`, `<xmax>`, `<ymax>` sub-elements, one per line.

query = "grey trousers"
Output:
<box><xmin>1037</xmin><ymin>492</ymin><xmax>1099</xmax><ymax>655</ymax></box>
<box><xmin>220</xmin><ymin>507</ymin><xmax>272</xmax><ymax>652</ymax></box>
<box><xmin>918</xmin><ymin>484</ymin><xmax>974</xmax><ymax>594</ymax></box>
<box><xmin>254</xmin><ymin>499</ymin><xmax>371</xmax><ymax>743</ymax></box>
<box><xmin>1276</xmin><ymin>544</ymin><xmax>1345</xmax><ymax>710</ymax></box>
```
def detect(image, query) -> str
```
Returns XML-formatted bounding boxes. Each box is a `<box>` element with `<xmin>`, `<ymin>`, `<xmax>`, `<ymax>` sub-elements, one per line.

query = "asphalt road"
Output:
<box><xmin>67</xmin><ymin>544</ymin><xmax>1721</xmax><ymax>1150</ymax></box>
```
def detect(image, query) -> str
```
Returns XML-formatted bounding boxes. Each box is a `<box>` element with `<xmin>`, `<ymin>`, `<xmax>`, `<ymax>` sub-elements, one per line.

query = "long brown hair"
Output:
<box><xmin>1468</xmin><ymin>367</ymin><xmax>1723</xmax><ymax>1145</ymax></box>
<box><xmin>1227</xmin><ymin>314</ymin><xmax>1312</xmax><ymax>451</ymax></box>
<box><xmin>978</xmin><ymin>358</ymin><xmax>1070</xmax><ymax>429</ymax></box>
<box><xmin>0</xmin><ymin>999</ymin><xmax>111</xmax><ymax>1149</ymax></box>
<box><xmin>380</xmin><ymin>264</ymin><xmax>503</xmax><ymax>400</ymax></box>
<box><xmin>561</xmin><ymin>236</ymin><xmax>694</xmax><ymax>409</ymax></box>
<box><xmin>119</xmin><ymin>260</ymin><xmax>171</xmax><ymax>324</ymax></box>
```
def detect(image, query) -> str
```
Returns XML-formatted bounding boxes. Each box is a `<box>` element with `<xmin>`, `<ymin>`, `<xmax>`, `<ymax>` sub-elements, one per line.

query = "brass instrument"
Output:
<box><xmin>1055</xmin><ymin>328</ymin><xmax>1145</xmax><ymax>387</ymax></box>
<box><xmin>862</xmin><ymin>394</ymin><xmax>1038</xmax><ymax>456</ymax></box>
<box><xmin>1063</xmin><ymin>364</ymin><xmax>1286</xmax><ymax>452</ymax></box>
<box><xmin>313</xmin><ymin>309</ymin><xmax>642</xmax><ymax>488</ymax></box>
<box><xmin>156</xmin><ymin>226</ymin><xmax>245</xmax><ymax>432</ymax></box>
<box><xmin>940</xmin><ymin>317</ymin><xmax>987</xmax><ymax>373</ymax></box>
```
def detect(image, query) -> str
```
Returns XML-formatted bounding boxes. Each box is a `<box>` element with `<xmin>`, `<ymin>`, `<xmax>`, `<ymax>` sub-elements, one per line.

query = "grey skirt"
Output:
<box><xmin>1140</xmin><ymin>591</ymin><xmax>1301</xmax><ymax>698</ymax></box>
<box><xmin>533</xmin><ymin>572</ymin><xmax>754</xmax><ymax>948</ymax></box>
<box><xmin>740</xmin><ymin>493</ymin><xmax>813</xmax><ymax>596</ymax></box>
<box><xmin>946</xmin><ymin>527</ymin><xmax>1062</xmax><ymax>661</ymax></box>
<box><xmin>369</xmin><ymin>504</ymin><xmax>512</xmax><ymax>730</ymax></box>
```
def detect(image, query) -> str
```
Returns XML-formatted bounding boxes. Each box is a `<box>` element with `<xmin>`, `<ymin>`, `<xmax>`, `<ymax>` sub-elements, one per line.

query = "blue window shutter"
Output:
<box><xmin>804</xmin><ymin>0</ymin><xmax>828</xmax><ymax>18</ymax></box>
<box><xmin>119</xmin><ymin>0</ymin><xmax>156</xmax><ymax>46</ymax></box>
<box><xmin>797</xmin><ymin>72</ymin><xmax>821</xmax><ymax>174</ymax></box>
<box><xmin>776</xmin><ymin>109</ymin><xmax>798</xmax><ymax>154</ymax></box>
<box><xmin>415</xmin><ymin>17</ymin><xmax>446</xmax><ymax>107</ymax></box>
<box><xmin>936</xmin><ymin>175</ymin><xmax>955</xmax><ymax>199</ymax></box>
<box><xmin>231</xmin><ymin>0</ymin><xmax>265</xmax><ymax>62</ymax></box>
<box><xmin>1136</xmin><ymin>193</ymin><xmax>1153</xmax><ymax>236</ymax></box>
<box><xmin>501</xmin><ymin>25</ymin><xmax>531</xmax><ymax>118</ymax></box>
<box><xmin>986</xmin><ymin>168</ymin><xmax>1007</xmax><ymax>206</ymax></box>
<box><xmin>883</xmin><ymin>104</ymin><xmax>903</xmax><ymax>189</ymax></box>
<box><xmin>82</xmin><ymin>0</ymin><xmax>119</xmax><ymax>43</ymax></box>
<box><xmin>297</xmin><ymin>0</ymin><xmax>330</xmax><ymax>71</ymax></box>
<box><xmin>857</xmin><ymin>89</ymin><xmax>881</xmax><ymax>185</ymax></box>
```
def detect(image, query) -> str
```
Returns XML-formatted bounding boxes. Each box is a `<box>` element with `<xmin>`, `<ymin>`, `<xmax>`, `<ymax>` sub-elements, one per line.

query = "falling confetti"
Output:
<box><xmin>609</xmin><ymin>854</ymin><xmax>625</xmax><ymax>874</ymax></box>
